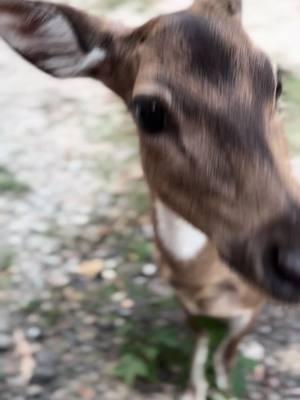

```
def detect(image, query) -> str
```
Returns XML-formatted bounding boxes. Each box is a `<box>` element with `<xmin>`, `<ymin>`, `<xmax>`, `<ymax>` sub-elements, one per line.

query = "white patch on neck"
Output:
<box><xmin>155</xmin><ymin>200</ymin><xmax>208</xmax><ymax>261</ymax></box>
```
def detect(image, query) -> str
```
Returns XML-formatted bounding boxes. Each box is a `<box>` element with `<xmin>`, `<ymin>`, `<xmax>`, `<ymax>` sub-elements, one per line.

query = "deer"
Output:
<box><xmin>1</xmin><ymin>0</ymin><xmax>300</xmax><ymax>399</ymax></box>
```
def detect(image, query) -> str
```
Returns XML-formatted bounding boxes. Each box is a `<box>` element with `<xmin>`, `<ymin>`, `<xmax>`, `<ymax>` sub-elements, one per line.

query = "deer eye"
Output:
<box><xmin>131</xmin><ymin>96</ymin><xmax>167</xmax><ymax>134</ymax></box>
<box><xmin>276</xmin><ymin>79</ymin><xmax>283</xmax><ymax>99</ymax></box>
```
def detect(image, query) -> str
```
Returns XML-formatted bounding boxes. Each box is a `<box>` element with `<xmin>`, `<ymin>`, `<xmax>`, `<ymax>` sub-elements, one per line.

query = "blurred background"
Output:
<box><xmin>0</xmin><ymin>1</ymin><xmax>300</xmax><ymax>399</ymax></box>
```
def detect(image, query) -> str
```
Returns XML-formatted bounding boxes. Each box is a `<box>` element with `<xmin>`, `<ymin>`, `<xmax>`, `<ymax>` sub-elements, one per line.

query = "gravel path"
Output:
<box><xmin>0</xmin><ymin>1</ymin><xmax>300</xmax><ymax>400</ymax></box>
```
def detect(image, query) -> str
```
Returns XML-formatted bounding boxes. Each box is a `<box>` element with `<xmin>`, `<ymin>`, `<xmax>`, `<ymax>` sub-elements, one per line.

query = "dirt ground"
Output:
<box><xmin>0</xmin><ymin>1</ymin><xmax>300</xmax><ymax>400</ymax></box>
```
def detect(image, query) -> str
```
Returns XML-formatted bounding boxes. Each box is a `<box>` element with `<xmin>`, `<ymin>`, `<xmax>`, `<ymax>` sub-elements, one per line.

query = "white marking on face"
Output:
<box><xmin>155</xmin><ymin>200</ymin><xmax>208</xmax><ymax>261</ymax></box>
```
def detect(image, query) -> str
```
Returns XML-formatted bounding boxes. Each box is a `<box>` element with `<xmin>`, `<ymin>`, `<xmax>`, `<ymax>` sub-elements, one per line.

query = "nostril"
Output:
<box><xmin>265</xmin><ymin>245</ymin><xmax>300</xmax><ymax>282</ymax></box>
<box><xmin>278</xmin><ymin>248</ymin><xmax>300</xmax><ymax>279</ymax></box>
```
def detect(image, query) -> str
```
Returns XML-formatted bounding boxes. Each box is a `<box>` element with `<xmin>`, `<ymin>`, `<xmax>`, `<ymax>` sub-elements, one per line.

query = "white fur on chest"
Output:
<box><xmin>155</xmin><ymin>200</ymin><xmax>208</xmax><ymax>261</ymax></box>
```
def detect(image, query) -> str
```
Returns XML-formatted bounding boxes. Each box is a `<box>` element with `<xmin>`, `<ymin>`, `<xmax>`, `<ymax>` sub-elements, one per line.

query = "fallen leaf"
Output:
<box><xmin>78</xmin><ymin>260</ymin><xmax>104</xmax><ymax>279</ymax></box>
<box><xmin>78</xmin><ymin>385</ymin><xmax>96</xmax><ymax>400</ymax></box>
<box><xmin>13</xmin><ymin>330</ymin><xmax>36</xmax><ymax>384</ymax></box>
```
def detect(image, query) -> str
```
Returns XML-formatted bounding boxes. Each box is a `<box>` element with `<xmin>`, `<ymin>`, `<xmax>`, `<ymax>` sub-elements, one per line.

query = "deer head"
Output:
<box><xmin>1</xmin><ymin>0</ymin><xmax>300</xmax><ymax>303</ymax></box>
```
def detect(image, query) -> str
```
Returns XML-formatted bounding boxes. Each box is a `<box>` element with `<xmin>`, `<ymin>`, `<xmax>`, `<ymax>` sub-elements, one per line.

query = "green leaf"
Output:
<box><xmin>231</xmin><ymin>355</ymin><xmax>258</xmax><ymax>398</ymax></box>
<box><xmin>114</xmin><ymin>353</ymin><xmax>149</xmax><ymax>386</ymax></box>
<box><xmin>143</xmin><ymin>346</ymin><xmax>159</xmax><ymax>361</ymax></box>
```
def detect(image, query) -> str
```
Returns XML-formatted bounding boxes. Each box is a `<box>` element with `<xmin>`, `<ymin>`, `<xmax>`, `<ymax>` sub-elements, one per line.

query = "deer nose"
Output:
<box><xmin>264</xmin><ymin>244</ymin><xmax>300</xmax><ymax>284</ymax></box>
<box><xmin>276</xmin><ymin>247</ymin><xmax>300</xmax><ymax>282</ymax></box>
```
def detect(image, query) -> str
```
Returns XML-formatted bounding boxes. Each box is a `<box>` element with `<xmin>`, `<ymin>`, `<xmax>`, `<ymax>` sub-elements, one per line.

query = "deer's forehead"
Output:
<box><xmin>140</xmin><ymin>13</ymin><xmax>275</xmax><ymax>105</ymax></box>
<box><xmin>147</xmin><ymin>13</ymin><xmax>243</xmax><ymax>76</ymax></box>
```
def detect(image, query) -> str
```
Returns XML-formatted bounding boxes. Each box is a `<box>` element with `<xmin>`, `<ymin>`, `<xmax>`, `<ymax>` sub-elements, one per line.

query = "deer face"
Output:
<box><xmin>1</xmin><ymin>0</ymin><xmax>300</xmax><ymax>302</ymax></box>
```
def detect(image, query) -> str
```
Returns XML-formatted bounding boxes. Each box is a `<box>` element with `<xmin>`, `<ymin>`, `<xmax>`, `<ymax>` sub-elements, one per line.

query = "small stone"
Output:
<box><xmin>78</xmin><ymin>329</ymin><xmax>96</xmax><ymax>342</ymax></box>
<box><xmin>113</xmin><ymin>318</ymin><xmax>125</xmax><ymax>328</ymax></box>
<box><xmin>52</xmin><ymin>389</ymin><xmax>69</xmax><ymax>400</ymax></box>
<box><xmin>31</xmin><ymin>366</ymin><xmax>56</xmax><ymax>384</ymax></box>
<box><xmin>268</xmin><ymin>393</ymin><xmax>281</xmax><ymax>400</ymax></box>
<box><xmin>268</xmin><ymin>377</ymin><xmax>281</xmax><ymax>389</ymax></box>
<box><xmin>63</xmin><ymin>287</ymin><xmax>83</xmax><ymax>302</ymax></box>
<box><xmin>118</xmin><ymin>307</ymin><xmax>132</xmax><ymax>318</ymax></box>
<box><xmin>73</xmin><ymin>214</ymin><xmax>89</xmax><ymax>226</ymax></box>
<box><xmin>78</xmin><ymin>385</ymin><xmax>96</xmax><ymax>400</ymax></box>
<box><xmin>0</xmin><ymin>313</ymin><xmax>11</xmax><ymax>333</ymax></box>
<box><xmin>102</xmin><ymin>269</ymin><xmax>117</xmax><ymax>281</ymax></box>
<box><xmin>253</xmin><ymin>364</ymin><xmax>266</xmax><ymax>382</ymax></box>
<box><xmin>83</xmin><ymin>315</ymin><xmax>97</xmax><ymax>326</ymax></box>
<box><xmin>142</xmin><ymin>263</ymin><xmax>157</xmax><ymax>276</ymax></box>
<box><xmin>26</xmin><ymin>327</ymin><xmax>43</xmax><ymax>341</ymax></box>
<box><xmin>0</xmin><ymin>333</ymin><xmax>13</xmax><ymax>351</ymax></box>
<box><xmin>111</xmin><ymin>292</ymin><xmax>127</xmax><ymax>303</ymax></box>
<box><xmin>47</xmin><ymin>271</ymin><xmax>70</xmax><ymax>288</ymax></box>
<box><xmin>142</xmin><ymin>224</ymin><xmax>154</xmax><ymax>239</ymax></box>
<box><xmin>36</xmin><ymin>350</ymin><xmax>58</xmax><ymax>366</ymax></box>
<box><xmin>121</xmin><ymin>299</ymin><xmax>135</xmax><ymax>309</ymax></box>
<box><xmin>105</xmin><ymin>258</ymin><xmax>121</xmax><ymax>270</ymax></box>
<box><xmin>258</xmin><ymin>325</ymin><xmax>272</xmax><ymax>335</ymax></box>
<box><xmin>250</xmin><ymin>393</ymin><xmax>263</xmax><ymax>400</ymax></box>
<box><xmin>27</xmin><ymin>385</ymin><xmax>43</xmax><ymax>397</ymax></box>
<box><xmin>241</xmin><ymin>341</ymin><xmax>265</xmax><ymax>361</ymax></box>
<box><xmin>133</xmin><ymin>276</ymin><xmax>147</xmax><ymax>286</ymax></box>
<box><xmin>284</xmin><ymin>388</ymin><xmax>300</xmax><ymax>396</ymax></box>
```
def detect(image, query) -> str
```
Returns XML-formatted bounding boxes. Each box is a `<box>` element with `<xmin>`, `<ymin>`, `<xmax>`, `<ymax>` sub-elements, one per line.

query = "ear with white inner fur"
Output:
<box><xmin>191</xmin><ymin>0</ymin><xmax>242</xmax><ymax>20</ymax></box>
<box><xmin>0</xmin><ymin>0</ymin><xmax>129</xmax><ymax>83</ymax></box>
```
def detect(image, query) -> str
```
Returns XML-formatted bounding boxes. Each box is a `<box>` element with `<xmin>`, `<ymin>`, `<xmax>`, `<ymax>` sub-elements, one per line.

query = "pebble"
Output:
<box><xmin>31</xmin><ymin>366</ymin><xmax>56</xmax><ymax>384</ymax></box>
<box><xmin>105</xmin><ymin>258</ymin><xmax>121</xmax><ymax>270</ymax></box>
<box><xmin>133</xmin><ymin>276</ymin><xmax>147</xmax><ymax>286</ymax></box>
<box><xmin>111</xmin><ymin>291</ymin><xmax>127</xmax><ymax>303</ymax></box>
<box><xmin>142</xmin><ymin>263</ymin><xmax>157</xmax><ymax>276</ymax></box>
<box><xmin>51</xmin><ymin>389</ymin><xmax>69</xmax><ymax>400</ymax></box>
<box><xmin>0</xmin><ymin>333</ymin><xmax>13</xmax><ymax>351</ymax></box>
<box><xmin>121</xmin><ymin>299</ymin><xmax>135</xmax><ymax>309</ymax></box>
<box><xmin>102</xmin><ymin>269</ymin><xmax>117</xmax><ymax>281</ymax></box>
<box><xmin>253</xmin><ymin>364</ymin><xmax>266</xmax><ymax>382</ymax></box>
<box><xmin>0</xmin><ymin>313</ymin><xmax>11</xmax><ymax>333</ymax></box>
<box><xmin>26</xmin><ymin>326</ymin><xmax>43</xmax><ymax>341</ymax></box>
<box><xmin>241</xmin><ymin>341</ymin><xmax>265</xmax><ymax>361</ymax></box>
<box><xmin>268</xmin><ymin>393</ymin><xmax>281</xmax><ymax>400</ymax></box>
<box><xmin>257</xmin><ymin>325</ymin><xmax>272</xmax><ymax>335</ymax></box>
<box><xmin>141</xmin><ymin>224</ymin><xmax>154</xmax><ymax>239</ymax></box>
<box><xmin>285</xmin><ymin>389</ymin><xmax>300</xmax><ymax>399</ymax></box>
<box><xmin>27</xmin><ymin>385</ymin><xmax>43</xmax><ymax>397</ymax></box>
<box><xmin>47</xmin><ymin>271</ymin><xmax>70</xmax><ymax>288</ymax></box>
<box><xmin>113</xmin><ymin>318</ymin><xmax>126</xmax><ymax>328</ymax></box>
<box><xmin>268</xmin><ymin>377</ymin><xmax>281</xmax><ymax>389</ymax></box>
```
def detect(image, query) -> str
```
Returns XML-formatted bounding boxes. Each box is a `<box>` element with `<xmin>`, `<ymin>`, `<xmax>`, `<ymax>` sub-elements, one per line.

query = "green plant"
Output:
<box><xmin>0</xmin><ymin>166</ymin><xmax>30</xmax><ymax>195</ymax></box>
<box><xmin>0</xmin><ymin>248</ymin><xmax>15</xmax><ymax>271</ymax></box>
<box><xmin>128</xmin><ymin>239</ymin><xmax>154</xmax><ymax>262</ymax></box>
<box><xmin>114</xmin><ymin>319</ymin><xmax>193</xmax><ymax>387</ymax></box>
<box><xmin>114</xmin><ymin>311</ymin><xmax>258</xmax><ymax>399</ymax></box>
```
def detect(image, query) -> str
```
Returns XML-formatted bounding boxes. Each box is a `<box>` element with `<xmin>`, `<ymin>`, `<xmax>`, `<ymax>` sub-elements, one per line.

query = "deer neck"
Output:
<box><xmin>154</xmin><ymin>198</ymin><xmax>208</xmax><ymax>262</ymax></box>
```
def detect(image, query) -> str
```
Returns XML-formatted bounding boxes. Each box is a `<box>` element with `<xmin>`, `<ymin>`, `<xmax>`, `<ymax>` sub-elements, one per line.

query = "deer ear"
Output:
<box><xmin>191</xmin><ymin>0</ymin><xmax>242</xmax><ymax>20</ymax></box>
<box><xmin>0</xmin><ymin>0</ymin><xmax>126</xmax><ymax>78</ymax></box>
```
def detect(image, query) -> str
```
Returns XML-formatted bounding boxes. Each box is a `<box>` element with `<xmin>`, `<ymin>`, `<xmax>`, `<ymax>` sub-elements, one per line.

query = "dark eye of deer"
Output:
<box><xmin>131</xmin><ymin>97</ymin><xmax>166</xmax><ymax>134</ymax></box>
<box><xmin>276</xmin><ymin>78</ymin><xmax>283</xmax><ymax>99</ymax></box>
